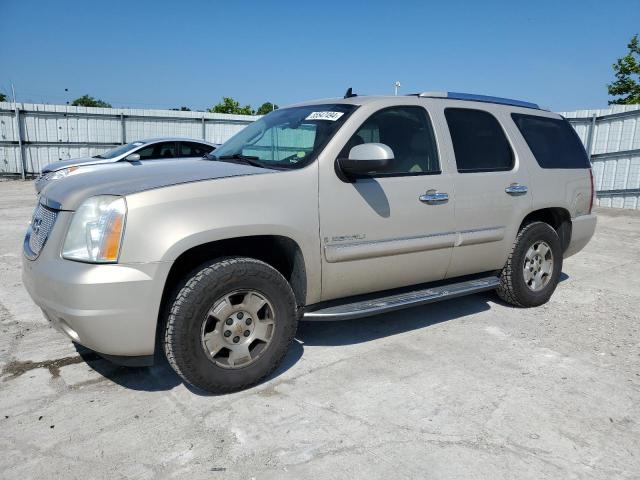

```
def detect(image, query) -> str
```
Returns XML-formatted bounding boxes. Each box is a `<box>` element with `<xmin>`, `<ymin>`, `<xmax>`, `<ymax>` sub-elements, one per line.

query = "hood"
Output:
<box><xmin>40</xmin><ymin>158</ymin><xmax>276</xmax><ymax>210</ymax></box>
<box><xmin>42</xmin><ymin>156</ymin><xmax>118</xmax><ymax>172</ymax></box>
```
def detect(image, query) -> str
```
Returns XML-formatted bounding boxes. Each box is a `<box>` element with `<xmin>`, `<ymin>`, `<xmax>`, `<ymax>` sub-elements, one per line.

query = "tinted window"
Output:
<box><xmin>179</xmin><ymin>142</ymin><xmax>213</xmax><ymax>157</ymax></box>
<box><xmin>512</xmin><ymin>114</ymin><xmax>590</xmax><ymax>169</ymax></box>
<box><xmin>445</xmin><ymin>108</ymin><xmax>513</xmax><ymax>172</ymax></box>
<box><xmin>136</xmin><ymin>142</ymin><xmax>176</xmax><ymax>160</ymax></box>
<box><xmin>340</xmin><ymin>106</ymin><xmax>440</xmax><ymax>175</ymax></box>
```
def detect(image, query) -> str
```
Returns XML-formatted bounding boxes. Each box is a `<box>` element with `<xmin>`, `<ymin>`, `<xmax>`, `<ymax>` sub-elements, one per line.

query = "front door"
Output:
<box><xmin>318</xmin><ymin>105</ymin><xmax>456</xmax><ymax>301</ymax></box>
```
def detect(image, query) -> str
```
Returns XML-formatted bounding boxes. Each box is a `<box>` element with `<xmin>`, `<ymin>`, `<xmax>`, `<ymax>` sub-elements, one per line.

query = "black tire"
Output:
<box><xmin>497</xmin><ymin>222</ymin><xmax>563</xmax><ymax>307</ymax></box>
<box><xmin>164</xmin><ymin>256</ymin><xmax>298</xmax><ymax>393</ymax></box>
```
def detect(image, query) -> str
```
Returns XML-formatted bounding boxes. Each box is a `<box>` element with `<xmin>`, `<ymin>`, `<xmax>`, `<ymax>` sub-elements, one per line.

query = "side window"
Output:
<box><xmin>179</xmin><ymin>142</ymin><xmax>213</xmax><ymax>157</ymax></box>
<box><xmin>158</xmin><ymin>142</ymin><xmax>176</xmax><ymax>158</ymax></box>
<box><xmin>511</xmin><ymin>114</ymin><xmax>590</xmax><ymax>169</ymax></box>
<box><xmin>339</xmin><ymin>106</ymin><xmax>440</xmax><ymax>175</ymax></box>
<box><xmin>444</xmin><ymin>108</ymin><xmax>514</xmax><ymax>173</ymax></box>
<box><xmin>136</xmin><ymin>142</ymin><xmax>176</xmax><ymax>160</ymax></box>
<box><xmin>134</xmin><ymin>144</ymin><xmax>156</xmax><ymax>160</ymax></box>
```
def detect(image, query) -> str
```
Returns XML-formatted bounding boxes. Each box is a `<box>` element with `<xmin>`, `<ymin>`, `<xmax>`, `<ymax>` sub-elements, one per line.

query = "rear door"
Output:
<box><xmin>178</xmin><ymin>141</ymin><xmax>214</xmax><ymax>158</ymax></box>
<box><xmin>443</xmin><ymin>106</ymin><xmax>532</xmax><ymax>278</ymax></box>
<box><xmin>136</xmin><ymin>141</ymin><xmax>178</xmax><ymax>160</ymax></box>
<box><xmin>318</xmin><ymin>104</ymin><xmax>456</xmax><ymax>300</ymax></box>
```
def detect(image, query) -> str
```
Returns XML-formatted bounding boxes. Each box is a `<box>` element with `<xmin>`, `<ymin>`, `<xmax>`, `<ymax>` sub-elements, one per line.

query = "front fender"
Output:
<box><xmin>117</xmin><ymin>169</ymin><xmax>321</xmax><ymax>302</ymax></box>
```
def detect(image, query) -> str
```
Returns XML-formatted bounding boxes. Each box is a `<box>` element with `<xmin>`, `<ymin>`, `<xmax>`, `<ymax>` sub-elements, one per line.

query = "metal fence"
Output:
<box><xmin>0</xmin><ymin>102</ymin><xmax>260</xmax><ymax>176</ymax></box>
<box><xmin>2</xmin><ymin>100</ymin><xmax>640</xmax><ymax>209</ymax></box>
<box><xmin>562</xmin><ymin>105</ymin><xmax>640</xmax><ymax>210</ymax></box>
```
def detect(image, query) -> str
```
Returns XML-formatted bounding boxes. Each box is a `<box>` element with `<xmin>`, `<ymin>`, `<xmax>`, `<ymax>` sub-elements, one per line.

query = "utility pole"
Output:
<box><xmin>11</xmin><ymin>83</ymin><xmax>26</xmax><ymax>181</ymax></box>
<box><xmin>394</xmin><ymin>81</ymin><xmax>401</xmax><ymax>96</ymax></box>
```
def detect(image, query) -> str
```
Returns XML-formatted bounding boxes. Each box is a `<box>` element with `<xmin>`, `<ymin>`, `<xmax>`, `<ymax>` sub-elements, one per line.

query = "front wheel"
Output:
<box><xmin>497</xmin><ymin>221</ymin><xmax>563</xmax><ymax>307</ymax></box>
<box><xmin>164</xmin><ymin>257</ymin><xmax>298</xmax><ymax>393</ymax></box>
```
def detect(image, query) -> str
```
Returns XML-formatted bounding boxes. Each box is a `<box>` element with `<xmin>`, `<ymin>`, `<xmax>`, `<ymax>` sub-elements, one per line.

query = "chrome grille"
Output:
<box><xmin>25</xmin><ymin>203</ymin><xmax>58</xmax><ymax>259</ymax></box>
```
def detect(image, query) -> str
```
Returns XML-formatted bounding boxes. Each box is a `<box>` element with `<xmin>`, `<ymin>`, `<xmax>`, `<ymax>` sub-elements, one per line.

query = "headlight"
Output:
<box><xmin>45</xmin><ymin>166</ymin><xmax>79</xmax><ymax>181</ymax></box>
<box><xmin>62</xmin><ymin>195</ymin><xmax>126</xmax><ymax>263</ymax></box>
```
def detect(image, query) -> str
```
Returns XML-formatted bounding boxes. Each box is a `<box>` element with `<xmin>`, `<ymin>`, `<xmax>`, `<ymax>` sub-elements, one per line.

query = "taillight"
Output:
<box><xmin>588</xmin><ymin>168</ymin><xmax>595</xmax><ymax>214</ymax></box>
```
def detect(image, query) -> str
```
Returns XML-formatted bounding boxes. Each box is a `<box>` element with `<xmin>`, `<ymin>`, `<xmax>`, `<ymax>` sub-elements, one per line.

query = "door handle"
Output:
<box><xmin>419</xmin><ymin>189</ymin><xmax>449</xmax><ymax>205</ymax></box>
<box><xmin>505</xmin><ymin>183</ymin><xmax>528</xmax><ymax>196</ymax></box>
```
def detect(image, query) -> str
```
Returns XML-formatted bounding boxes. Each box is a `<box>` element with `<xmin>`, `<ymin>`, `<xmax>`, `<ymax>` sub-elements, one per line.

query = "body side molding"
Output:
<box><xmin>324</xmin><ymin>226</ymin><xmax>505</xmax><ymax>263</ymax></box>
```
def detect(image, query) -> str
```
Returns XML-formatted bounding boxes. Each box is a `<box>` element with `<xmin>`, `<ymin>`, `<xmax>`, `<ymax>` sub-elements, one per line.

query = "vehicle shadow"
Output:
<box><xmin>75</xmin><ymin>344</ymin><xmax>182</xmax><ymax>392</ymax></box>
<box><xmin>75</xmin><ymin>293</ymin><xmax>493</xmax><ymax>394</ymax></box>
<box><xmin>74</xmin><ymin>334</ymin><xmax>305</xmax><ymax>395</ymax></box>
<box><xmin>297</xmin><ymin>290</ymin><xmax>494</xmax><ymax>347</ymax></box>
<box><xmin>75</xmin><ymin>273</ymin><xmax>570</xmax><ymax>395</ymax></box>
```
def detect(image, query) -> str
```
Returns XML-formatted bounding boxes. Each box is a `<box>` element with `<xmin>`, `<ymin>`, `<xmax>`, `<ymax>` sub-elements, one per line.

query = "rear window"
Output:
<box><xmin>511</xmin><ymin>114</ymin><xmax>590</xmax><ymax>169</ymax></box>
<box><xmin>444</xmin><ymin>108</ymin><xmax>514</xmax><ymax>173</ymax></box>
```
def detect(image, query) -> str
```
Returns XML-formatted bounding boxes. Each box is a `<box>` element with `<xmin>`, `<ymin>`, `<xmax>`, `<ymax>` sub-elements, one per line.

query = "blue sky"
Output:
<box><xmin>1</xmin><ymin>0</ymin><xmax>639</xmax><ymax>112</ymax></box>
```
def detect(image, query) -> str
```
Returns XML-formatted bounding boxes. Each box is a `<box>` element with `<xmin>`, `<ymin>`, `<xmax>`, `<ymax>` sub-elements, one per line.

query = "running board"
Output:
<box><xmin>303</xmin><ymin>276</ymin><xmax>500</xmax><ymax>321</ymax></box>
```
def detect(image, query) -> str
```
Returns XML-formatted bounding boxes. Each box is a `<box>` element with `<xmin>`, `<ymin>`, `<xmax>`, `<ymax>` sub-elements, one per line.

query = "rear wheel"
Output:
<box><xmin>164</xmin><ymin>257</ymin><xmax>298</xmax><ymax>393</ymax></box>
<box><xmin>497</xmin><ymin>221</ymin><xmax>562</xmax><ymax>307</ymax></box>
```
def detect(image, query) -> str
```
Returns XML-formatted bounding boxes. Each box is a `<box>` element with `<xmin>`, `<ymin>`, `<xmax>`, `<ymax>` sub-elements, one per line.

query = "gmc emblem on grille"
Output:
<box><xmin>32</xmin><ymin>217</ymin><xmax>42</xmax><ymax>236</ymax></box>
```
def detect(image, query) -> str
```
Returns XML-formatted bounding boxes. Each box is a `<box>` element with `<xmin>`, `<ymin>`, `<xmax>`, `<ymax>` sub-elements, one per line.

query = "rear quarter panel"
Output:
<box><xmin>505</xmin><ymin>109</ymin><xmax>592</xmax><ymax>219</ymax></box>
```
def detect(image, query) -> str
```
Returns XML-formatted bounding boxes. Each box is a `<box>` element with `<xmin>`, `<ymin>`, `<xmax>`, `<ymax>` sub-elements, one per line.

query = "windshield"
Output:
<box><xmin>209</xmin><ymin>104</ymin><xmax>357</xmax><ymax>169</ymax></box>
<box><xmin>94</xmin><ymin>141</ymin><xmax>146</xmax><ymax>159</ymax></box>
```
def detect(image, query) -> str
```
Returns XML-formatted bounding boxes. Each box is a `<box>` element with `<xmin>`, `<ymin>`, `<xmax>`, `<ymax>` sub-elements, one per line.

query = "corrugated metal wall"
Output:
<box><xmin>562</xmin><ymin>105</ymin><xmax>640</xmax><ymax>210</ymax></box>
<box><xmin>0</xmin><ymin>102</ymin><xmax>259</xmax><ymax>174</ymax></box>
<box><xmin>3</xmin><ymin>101</ymin><xmax>640</xmax><ymax>210</ymax></box>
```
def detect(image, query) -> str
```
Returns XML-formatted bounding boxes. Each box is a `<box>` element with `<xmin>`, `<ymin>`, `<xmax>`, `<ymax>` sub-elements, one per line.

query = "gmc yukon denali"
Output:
<box><xmin>22</xmin><ymin>91</ymin><xmax>597</xmax><ymax>393</ymax></box>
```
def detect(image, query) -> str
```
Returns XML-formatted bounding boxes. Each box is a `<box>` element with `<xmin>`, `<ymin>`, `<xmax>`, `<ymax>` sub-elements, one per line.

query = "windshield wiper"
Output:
<box><xmin>93</xmin><ymin>155</ymin><xmax>105</xmax><ymax>159</ymax></box>
<box><xmin>215</xmin><ymin>154</ymin><xmax>265</xmax><ymax>168</ymax></box>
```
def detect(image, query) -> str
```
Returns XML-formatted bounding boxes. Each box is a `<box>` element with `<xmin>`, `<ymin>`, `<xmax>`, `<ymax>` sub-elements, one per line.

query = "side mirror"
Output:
<box><xmin>338</xmin><ymin>143</ymin><xmax>394</xmax><ymax>176</ymax></box>
<box><xmin>125</xmin><ymin>153</ymin><xmax>141</xmax><ymax>161</ymax></box>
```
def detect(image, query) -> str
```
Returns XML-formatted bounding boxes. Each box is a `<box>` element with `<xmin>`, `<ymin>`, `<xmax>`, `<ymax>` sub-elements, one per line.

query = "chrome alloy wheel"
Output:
<box><xmin>200</xmin><ymin>290</ymin><xmax>275</xmax><ymax>368</ymax></box>
<box><xmin>523</xmin><ymin>240</ymin><xmax>554</xmax><ymax>292</ymax></box>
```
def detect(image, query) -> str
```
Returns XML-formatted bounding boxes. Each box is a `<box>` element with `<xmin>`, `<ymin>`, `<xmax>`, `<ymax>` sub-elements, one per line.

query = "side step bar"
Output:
<box><xmin>303</xmin><ymin>276</ymin><xmax>500</xmax><ymax>321</ymax></box>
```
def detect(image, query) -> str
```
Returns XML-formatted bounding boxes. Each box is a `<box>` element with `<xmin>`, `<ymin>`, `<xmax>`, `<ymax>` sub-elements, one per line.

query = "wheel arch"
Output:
<box><xmin>155</xmin><ymin>234</ymin><xmax>307</xmax><ymax>356</ymax></box>
<box><xmin>519</xmin><ymin>207</ymin><xmax>572</xmax><ymax>253</ymax></box>
<box><xmin>160</xmin><ymin>234</ymin><xmax>307</xmax><ymax>309</ymax></box>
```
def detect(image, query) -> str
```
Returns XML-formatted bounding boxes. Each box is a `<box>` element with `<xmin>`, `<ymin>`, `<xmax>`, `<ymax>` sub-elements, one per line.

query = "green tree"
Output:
<box><xmin>0</xmin><ymin>92</ymin><xmax>6</xmax><ymax>102</ymax></box>
<box><xmin>608</xmin><ymin>34</ymin><xmax>640</xmax><ymax>105</ymax></box>
<box><xmin>71</xmin><ymin>94</ymin><xmax>112</xmax><ymax>108</ymax></box>
<box><xmin>256</xmin><ymin>102</ymin><xmax>278</xmax><ymax>115</ymax></box>
<box><xmin>209</xmin><ymin>97</ymin><xmax>254</xmax><ymax>115</ymax></box>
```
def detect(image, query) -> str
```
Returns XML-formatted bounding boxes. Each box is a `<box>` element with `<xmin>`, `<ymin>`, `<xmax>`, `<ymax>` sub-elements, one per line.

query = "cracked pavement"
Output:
<box><xmin>1</xmin><ymin>179</ymin><xmax>639</xmax><ymax>479</ymax></box>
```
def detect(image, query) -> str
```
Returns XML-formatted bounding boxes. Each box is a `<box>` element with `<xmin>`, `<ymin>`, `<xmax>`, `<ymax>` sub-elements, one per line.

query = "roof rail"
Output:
<box><xmin>411</xmin><ymin>91</ymin><xmax>540</xmax><ymax>110</ymax></box>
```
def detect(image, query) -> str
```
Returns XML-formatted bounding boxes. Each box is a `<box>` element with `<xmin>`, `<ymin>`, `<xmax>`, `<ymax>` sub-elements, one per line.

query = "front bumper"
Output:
<box><xmin>22</xmin><ymin>253</ymin><xmax>171</xmax><ymax>359</ymax></box>
<box><xmin>564</xmin><ymin>213</ymin><xmax>597</xmax><ymax>258</ymax></box>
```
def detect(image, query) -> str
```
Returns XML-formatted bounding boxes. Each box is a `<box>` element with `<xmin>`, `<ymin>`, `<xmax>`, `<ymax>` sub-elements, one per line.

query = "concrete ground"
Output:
<box><xmin>0</xmin><ymin>179</ymin><xmax>639</xmax><ymax>480</ymax></box>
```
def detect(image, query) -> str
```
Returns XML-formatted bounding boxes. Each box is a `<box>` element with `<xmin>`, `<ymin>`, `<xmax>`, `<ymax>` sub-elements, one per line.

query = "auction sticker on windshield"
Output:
<box><xmin>305</xmin><ymin>111</ymin><xmax>344</xmax><ymax>121</ymax></box>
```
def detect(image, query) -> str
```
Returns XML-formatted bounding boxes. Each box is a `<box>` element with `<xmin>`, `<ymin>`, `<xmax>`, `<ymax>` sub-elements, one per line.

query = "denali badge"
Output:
<box><xmin>324</xmin><ymin>234</ymin><xmax>366</xmax><ymax>243</ymax></box>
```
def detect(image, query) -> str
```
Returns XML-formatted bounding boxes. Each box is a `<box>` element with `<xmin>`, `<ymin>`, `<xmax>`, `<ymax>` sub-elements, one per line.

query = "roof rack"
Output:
<box><xmin>410</xmin><ymin>91</ymin><xmax>540</xmax><ymax>110</ymax></box>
